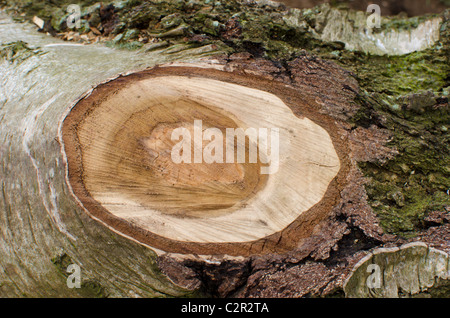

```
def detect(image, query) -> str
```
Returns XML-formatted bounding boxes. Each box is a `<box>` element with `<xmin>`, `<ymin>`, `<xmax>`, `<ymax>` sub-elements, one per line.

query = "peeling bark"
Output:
<box><xmin>344</xmin><ymin>242</ymin><xmax>450</xmax><ymax>298</ymax></box>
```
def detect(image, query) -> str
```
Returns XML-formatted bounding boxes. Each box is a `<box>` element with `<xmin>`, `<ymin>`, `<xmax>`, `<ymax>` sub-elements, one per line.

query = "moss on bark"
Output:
<box><xmin>331</xmin><ymin>12</ymin><xmax>450</xmax><ymax>238</ymax></box>
<box><xmin>0</xmin><ymin>40</ymin><xmax>45</xmax><ymax>64</ymax></box>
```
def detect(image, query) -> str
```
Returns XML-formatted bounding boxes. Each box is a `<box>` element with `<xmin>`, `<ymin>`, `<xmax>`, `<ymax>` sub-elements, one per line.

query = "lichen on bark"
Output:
<box><xmin>344</xmin><ymin>242</ymin><xmax>450</xmax><ymax>298</ymax></box>
<box><xmin>331</xmin><ymin>11</ymin><xmax>450</xmax><ymax>238</ymax></box>
<box><xmin>0</xmin><ymin>40</ymin><xmax>45</xmax><ymax>64</ymax></box>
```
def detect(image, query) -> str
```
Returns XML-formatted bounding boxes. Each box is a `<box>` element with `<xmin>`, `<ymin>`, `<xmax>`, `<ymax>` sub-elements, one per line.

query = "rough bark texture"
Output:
<box><xmin>1</xmin><ymin>0</ymin><xmax>449</xmax><ymax>298</ymax></box>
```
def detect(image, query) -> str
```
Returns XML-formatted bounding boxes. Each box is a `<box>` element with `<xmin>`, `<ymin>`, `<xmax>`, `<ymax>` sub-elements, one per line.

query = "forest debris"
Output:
<box><xmin>89</xmin><ymin>26</ymin><xmax>102</xmax><ymax>35</ymax></box>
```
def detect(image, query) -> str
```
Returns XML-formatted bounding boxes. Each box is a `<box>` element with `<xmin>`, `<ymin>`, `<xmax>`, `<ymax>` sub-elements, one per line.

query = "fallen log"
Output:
<box><xmin>0</xmin><ymin>1</ymin><xmax>449</xmax><ymax>298</ymax></box>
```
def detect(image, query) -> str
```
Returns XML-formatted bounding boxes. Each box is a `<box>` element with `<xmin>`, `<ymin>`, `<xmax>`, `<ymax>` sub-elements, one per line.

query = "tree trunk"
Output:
<box><xmin>0</xmin><ymin>1</ymin><xmax>449</xmax><ymax>298</ymax></box>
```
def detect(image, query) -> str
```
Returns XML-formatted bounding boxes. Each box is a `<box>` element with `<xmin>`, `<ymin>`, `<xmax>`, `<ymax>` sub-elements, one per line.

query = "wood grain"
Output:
<box><xmin>61</xmin><ymin>66</ymin><xmax>345</xmax><ymax>255</ymax></box>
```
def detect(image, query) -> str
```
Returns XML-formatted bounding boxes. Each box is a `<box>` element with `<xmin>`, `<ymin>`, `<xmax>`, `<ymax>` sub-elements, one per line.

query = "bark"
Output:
<box><xmin>0</xmin><ymin>1</ymin><xmax>449</xmax><ymax>298</ymax></box>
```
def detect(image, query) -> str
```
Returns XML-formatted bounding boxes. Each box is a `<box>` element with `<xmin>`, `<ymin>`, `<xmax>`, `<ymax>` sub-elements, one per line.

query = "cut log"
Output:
<box><xmin>61</xmin><ymin>66</ymin><xmax>344</xmax><ymax>255</ymax></box>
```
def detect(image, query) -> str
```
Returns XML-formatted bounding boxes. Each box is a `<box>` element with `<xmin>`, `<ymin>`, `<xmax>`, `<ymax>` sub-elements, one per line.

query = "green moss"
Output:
<box><xmin>51</xmin><ymin>253</ymin><xmax>109</xmax><ymax>298</ymax></box>
<box><xmin>421</xmin><ymin>279</ymin><xmax>450</xmax><ymax>298</ymax></box>
<box><xmin>328</xmin><ymin>49</ymin><xmax>449</xmax><ymax>96</ymax></box>
<box><xmin>0</xmin><ymin>41</ymin><xmax>45</xmax><ymax>64</ymax></box>
<box><xmin>105</xmin><ymin>39</ymin><xmax>143</xmax><ymax>50</ymax></box>
<box><xmin>79</xmin><ymin>280</ymin><xmax>109</xmax><ymax>298</ymax></box>
<box><xmin>0</xmin><ymin>0</ymin><xmax>350</xmax><ymax>58</ymax></box>
<box><xmin>375</xmin><ymin>14</ymin><xmax>440</xmax><ymax>34</ymax></box>
<box><xmin>51</xmin><ymin>252</ymin><xmax>74</xmax><ymax>273</ymax></box>
<box><xmin>320</xmin><ymin>12</ymin><xmax>450</xmax><ymax>238</ymax></box>
<box><xmin>17</xmin><ymin>0</ymin><xmax>323</xmax><ymax>57</ymax></box>
<box><xmin>353</xmin><ymin>89</ymin><xmax>449</xmax><ymax>237</ymax></box>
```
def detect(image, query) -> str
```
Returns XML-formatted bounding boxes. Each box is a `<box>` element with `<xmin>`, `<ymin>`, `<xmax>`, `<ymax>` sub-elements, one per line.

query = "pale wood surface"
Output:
<box><xmin>71</xmin><ymin>75</ymin><xmax>341</xmax><ymax>243</ymax></box>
